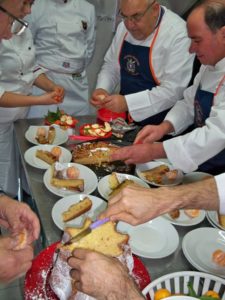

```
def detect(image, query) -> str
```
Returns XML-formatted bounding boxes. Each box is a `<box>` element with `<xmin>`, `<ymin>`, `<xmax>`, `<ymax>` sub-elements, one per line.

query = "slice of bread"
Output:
<box><xmin>108</xmin><ymin>172</ymin><xmax>120</xmax><ymax>189</ymax></box>
<box><xmin>36</xmin><ymin>149</ymin><xmax>58</xmax><ymax>165</ymax></box>
<box><xmin>51</xmin><ymin>178</ymin><xmax>84</xmax><ymax>192</ymax></box>
<box><xmin>61</xmin><ymin>218</ymin><xmax>129</xmax><ymax>257</ymax></box>
<box><xmin>109</xmin><ymin>179</ymin><xmax>139</xmax><ymax>199</ymax></box>
<box><xmin>62</xmin><ymin>197</ymin><xmax>92</xmax><ymax>222</ymax></box>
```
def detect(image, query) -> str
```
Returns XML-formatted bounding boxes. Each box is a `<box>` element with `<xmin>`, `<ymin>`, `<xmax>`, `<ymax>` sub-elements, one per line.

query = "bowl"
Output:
<box><xmin>97</xmin><ymin>108</ymin><xmax>126</xmax><ymax>122</ymax></box>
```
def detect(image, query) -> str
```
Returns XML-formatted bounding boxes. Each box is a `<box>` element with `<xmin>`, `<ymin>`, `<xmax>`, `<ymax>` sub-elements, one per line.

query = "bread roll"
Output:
<box><xmin>62</xmin><ymin>197</ymin><xmax>92</xmax><ymax>222</ymax></box>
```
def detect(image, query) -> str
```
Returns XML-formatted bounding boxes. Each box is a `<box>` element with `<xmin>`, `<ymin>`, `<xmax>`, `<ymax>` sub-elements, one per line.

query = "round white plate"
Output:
<box><xmin>136</xmin><ymin>161</ymin><xmax>183</xmax><ymax>187</ymax></box>
<box><xmin>97</xmin><ymin>173</ymin><xmax>150</xmax><ymax>201</ymax></box>
<box><xmin>43</xmin><ymin>163</ymin><xmax>98</xmax><ymax>197</ymax></box>
<box><xmin>117</xmin><ymin>217</ymin><xmax>179</xmax><ymax>258</ymax></box>
<box><xmin>206</xmin><ymin>211</ymin><xmax>225</xmax><ymax>231</ymax></box>
<box><xmin>51</xmin><ymin>194</ymin><xmax>107</xmax><ymax>230</ymax></box>
<box><xmin>24</xmin><ymin>145</ymin><xmax>72</xmax><ymax>169</ymax></box>
<box><xmin>25</xmin><ymin>125</ymin><xmax>68</xmax><ymax>145</ymax></box>
<box><xmin>162</xmin><ymin>209</ymin><xmax>206</xmax><ymax>227</ymax></box>
<box><xmin>182</xmin><ymin>227</ymin><xmax>225</xmax><ymax>278</ymax></box>
<box><xmin>183</xmin><ymin>172</ymin><xmax>212</xmax><ymax>184</ymax></box>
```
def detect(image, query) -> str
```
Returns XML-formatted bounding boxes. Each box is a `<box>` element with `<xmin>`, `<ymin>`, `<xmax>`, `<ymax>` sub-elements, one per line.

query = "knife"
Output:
<box><xmin>63</xmin><ymin>217</ymin><xmax>110</xmax><ymax>246</ymax></box>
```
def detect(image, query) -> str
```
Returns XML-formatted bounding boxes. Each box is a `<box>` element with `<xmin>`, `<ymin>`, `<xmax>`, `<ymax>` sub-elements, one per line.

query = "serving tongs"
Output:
<box><xmin>111</xmin><ymin>118</ymin><xmax>137</xmax><ymax>138</ymax></box>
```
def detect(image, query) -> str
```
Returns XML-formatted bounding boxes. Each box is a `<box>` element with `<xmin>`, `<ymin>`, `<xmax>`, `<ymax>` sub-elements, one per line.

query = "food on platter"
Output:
<box><xmin>44</xmin><ymin>108</ymin><xmax>78</xmax><ymax>129</ymax></box>
<box><xmin>218</xmin><ymin>214</ymin><xmax>225</xmax><ymax>228</ymax></box>
<box><xmin>14</xmin><ymin>229</ymin><xmax>28</xmax><ymax>250</ymax></box>
<box><xmin>79</xmin><ymin>122</ymin><xmax>112</xmax><ymax>138</ymax></box>
<box><xmin>50</xmin><ymin>218</ymin><xmax>132</xmax><ymax>300</ymax></box>
<box><xmin>140</xmin><ymin>164</ymin><xmax>178</xmax><ymax>184</ymax></box>
<box><xmin>35</xmin><ymin>126</ymin><xmax>56</xmax><ymax>144</ymax></box>
<box><xmin>51</xmin><ymin>162</ymin><xmax>84</xmax><ymax>192</ymax></box>
<box><xmin>72</xmin><ymin>141</ymin><xmax>120</xmax><ymax>165</ymax></box>
<box><xmin>212</xmin><ymin>249</ymin><xmax>225</xmax><ymax>267</ymax></box>
<box><xmin>35</xmin><ymin>146</ymin><xmax>62</xmax><ymax>165</ymax></box>
<box><xmin>184</xmin><ymin>209</ymin><xmax>200</xmax><ymax>218</ymax></box>
<box><xmin>168</xmin><ymin>210</ymin><xmax>180</xmax><ymax>219</ymax></box>
<box><xmin>61</xmin><ymin>197</ymin><xmax>92</xmax><ymax>222</ymax></box>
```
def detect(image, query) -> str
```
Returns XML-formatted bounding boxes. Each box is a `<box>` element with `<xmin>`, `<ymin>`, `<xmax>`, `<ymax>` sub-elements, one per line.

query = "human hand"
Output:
<box><xmin>101</xmin><ymin>94</ymin><xmax>128</xmax><ymax>113</ymax></box>
<box><xmin>0</xmin><ymin>236</ymin><xmax>34</xmax><ymax>283</ymax></box>
<box><xmin>0</xmin><ymin>196</ymin><xmax>40</xmax><ymax>244</ymax></box>
<box><xmin>134</xmin><ymin>125</ymin><xmax>165</xmax><ymax>144</ymax></box>
<box><xmin>68</xmin><ymin>249</ymin><xmax>143</xmax><ymax>300</ymax></box>
<box><xmin>90</xmin><ymin>88</ymin><xmax>109</xmax><ymax>108</ymax></box>
<box><xmin>53</xmin><ymin>85</ymin><xmax>65</xmax><ymax>103</ymax></box>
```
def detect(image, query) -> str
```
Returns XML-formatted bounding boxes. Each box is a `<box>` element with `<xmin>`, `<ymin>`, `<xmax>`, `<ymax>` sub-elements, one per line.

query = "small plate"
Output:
<box><xmin>136</xmin><ymin>161</ymin><xmax>183</xmax><ymax>187</ymax></box>
<box><xmin>183</xmin><ymin>172</ymin><xmax>212</xmax><ymax>184</ymax></box>
<box><xmin>43</xmin><ymin>163</ymin><xmax>98</xmax><ymax>197</ymax></box>
<box><xmin>51</xmin><ymin>194</ymin><xmax>107</xmax><ymax>230</ymax></box>
<box><xmin>25</xmin><ymin>125</ymin><xmax>68</xmax><ymax>145</ymax></box>
<box><xmin>206</xmin><ymin>211</ymin><xmax>225</xmax><ymax>231</ymax></box>
<box><xmin>117</xmin><ymin>217</ymin><xmax>179</xmax><ymax>258</ymax></box>
<box><xmin>182</xmin><ymin>227</ymin><xmax>225</xmax><ymax>278</ymax></box>
<box><xmin>98</xmin><ymin>173</ymin><xmax>150</xmax><ymax>201</ymax></box>
<box><xmin>163</xmin><ymin>209</ymin><xmax>206</xmax><ymax>227</ymax></box>
<box><xmin>24</xmin><ymin>145</ymin><xmax>72</xmax><ymax>169</ymax></box>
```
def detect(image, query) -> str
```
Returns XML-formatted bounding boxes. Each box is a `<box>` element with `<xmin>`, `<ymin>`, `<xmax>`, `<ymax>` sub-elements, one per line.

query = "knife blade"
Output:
<box><xmin>63</xmin><ymin>217</ymin><xmax>110</xmax><ymax>246</ymax></box>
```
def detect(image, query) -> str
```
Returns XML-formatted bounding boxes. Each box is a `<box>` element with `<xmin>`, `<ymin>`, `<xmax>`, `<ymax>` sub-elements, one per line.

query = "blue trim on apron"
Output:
<box><xmin>119</xmin><ymin>8</ymin><xmax>169</xmax><ymax>126</ymax></box>
<box><xmin>194</xmin><ymin>86</ymin><xmax>225</xmax><ymax>175</ymax></box>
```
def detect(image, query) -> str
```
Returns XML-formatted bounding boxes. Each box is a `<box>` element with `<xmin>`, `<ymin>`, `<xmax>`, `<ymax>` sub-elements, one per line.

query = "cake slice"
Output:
<box><xmin>36</xmin><ymin>149</ymin><xmax>58</xmax><ymax>165</ymax></box>
<box><xmin>51</xmin><ymin>178</ymin><xmax>84</xmax><ymax>192</ymax></box>
<box><xmin>62</xmin><ymin>197</ymin><xmax>92</xmax><ymax>222</ymax></box>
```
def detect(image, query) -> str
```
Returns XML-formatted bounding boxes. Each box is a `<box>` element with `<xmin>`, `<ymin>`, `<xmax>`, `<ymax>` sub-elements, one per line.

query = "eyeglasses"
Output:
<box><xmin>119</xmin><ymin>0</ymin><xmax>156</xmax><ymax>23</ymax></box>
<box><xmin>0</xmin><ymin>5</ymin><xmax>28</xmax><ymax>35</ymax></box>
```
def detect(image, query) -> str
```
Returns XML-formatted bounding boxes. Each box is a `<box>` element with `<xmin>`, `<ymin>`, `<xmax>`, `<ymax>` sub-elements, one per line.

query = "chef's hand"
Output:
<box><xmin>0</xmin><ymin>236</ymin><xmax>34</xmax><ymax>283</ymax></box>
<box><xmin>68</xmin><ymin>249</ymin><xmax>144</xmax><ymax>300</ymax></box>
<box><xmin>90</xmin><ymin>88</ymin><xmax>109</xmax><ymax>108</ymax></box>
<box><xmin>102</xmin><ymin>94</ymin><xmax>128</xmax><ymax>113</ymax></box>
<box><xmin>52</xmin><ymin>85</ymin><xmax>65</xmax><ymax>103</ymax></box>
<box><xmin>0</xmin><ymin>195</ymin><xmax>40</xmax><ymax>244</ymax></box>
<box><xmin>134</xmin><ymin>121</ymin><xmax>174</xmax><ymax>144</ymax></box>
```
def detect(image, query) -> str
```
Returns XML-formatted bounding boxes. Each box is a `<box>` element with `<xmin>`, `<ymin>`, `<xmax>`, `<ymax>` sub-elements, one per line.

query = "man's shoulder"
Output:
<box><xmin>162</xmin><ymin>6</ymin><xmax>187</xmax><ymax>31</ymax></box>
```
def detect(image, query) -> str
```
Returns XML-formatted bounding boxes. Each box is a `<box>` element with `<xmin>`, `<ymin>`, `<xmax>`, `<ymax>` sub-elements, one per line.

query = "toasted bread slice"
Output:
<box><xmin>51</xmin><ymin>178</ymin><xmax>84</xmax><ymax>192</ymax></box>
<box><xmin>36</xmin><ymin>149</ymin><xmax>58</xmax><ymax>165</ymax></box>
<box><xmin>62</xmin><ymin>197</ymin><xmax>92</xmax><ymax>222</ymax></box>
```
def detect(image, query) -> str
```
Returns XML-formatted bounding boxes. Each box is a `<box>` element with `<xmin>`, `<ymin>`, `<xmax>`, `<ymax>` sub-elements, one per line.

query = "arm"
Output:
<box><xmin>101</xmin><ymin>177</ymin><xmax>219</xmax><ymax>225</ymax></box>
<box><xmin>68</xmin><ymin>249</ymin><xmax>144</xmax><ymax>300</ymax></box>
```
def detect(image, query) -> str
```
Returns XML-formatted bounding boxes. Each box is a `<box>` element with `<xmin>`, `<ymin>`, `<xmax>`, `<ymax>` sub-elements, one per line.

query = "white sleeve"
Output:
<box><xmin>215</xmin><ymin>173</ymin><xmax>225</xmax><ymax>215</ymax></box>
<box><xmin>163</xmin><ymin>84</ymin><xmax>225</xmax><ymax>173</ymax></box>
<box><xmin>85</xmin><ymin>5</ymin><xmax>96</xmax><ymax>66</ymax></box>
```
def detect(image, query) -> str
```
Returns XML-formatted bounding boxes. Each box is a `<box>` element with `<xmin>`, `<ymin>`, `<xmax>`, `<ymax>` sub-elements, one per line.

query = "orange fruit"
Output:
<box><xmin>154</xmin><ymin>288</ymin><xmax>171</xmax><ymax>300</ymax></box>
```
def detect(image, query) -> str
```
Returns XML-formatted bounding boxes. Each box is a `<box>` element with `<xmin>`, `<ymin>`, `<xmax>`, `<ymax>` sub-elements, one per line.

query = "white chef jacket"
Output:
<box><xmin>0</xmin><ymin>28</ymin><xmax>43</xmax><ymax>196</ymax></box>
<box><xmin>163</xmin><ymin>57</ymin><xmax>225</xmax><ymax>173</ymax></box>
<box><xmin>96</xmin><ymin>6</ymin><xmax>194</xmax><ymax>122</ymax></box>
<box><xmin>27</xmin><ymin>0</ymin><xmax>96</xmax><ymax>118</ymax></box>
<box><xmin>215</xmin><ymin>173</ymin><xmax>225</xmax><ymax>215</ymax></box>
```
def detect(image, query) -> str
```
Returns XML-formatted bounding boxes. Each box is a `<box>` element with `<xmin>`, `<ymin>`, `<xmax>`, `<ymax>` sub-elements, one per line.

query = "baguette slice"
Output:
<box><xmin>51</xmin><ymin>178</ymin><xmax>84</xmax><ymax>192</ymax></box>
<box><xmin>48</xmin><ymin>126</ymin><xmax>56</xmax><ymax>144</ymax></box>
<box><xmin>36</xmin><ymin>149</ymin><xmax>58</xmax><ymax>165</ymax></box>
<box><xmin>61</xmin><ymin>218</ymin><xmax>129</xmax><ymax>256</ymax></box>
<box><xmin>62</xmin><ymin>197</ymin><xmax>92</xmax><ymax>222</ymax></box>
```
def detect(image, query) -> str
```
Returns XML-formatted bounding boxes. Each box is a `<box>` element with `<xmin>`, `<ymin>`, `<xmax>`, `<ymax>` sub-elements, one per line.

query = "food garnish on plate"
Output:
<box><xmin>141</xmin><ymin>164</ymin><xmax>178</xmax><ymax>185</ymax></box>
<box><xmin>44</xmin><ymin>108</ymin><xmax>78</xmax><ymax>130</ymax></box>
<box><xmin>36</xmin><ymin>146</ymin><xmax>62</xmax><ymax>165</ymax></box>
<box><xmin>51</xmin><ymin>162</ymin><xmax>84</xmax><ymax>192</ymax></box>
<box><xmin>61</xmin><ymin>197</ymin><xmax>92</xmax><ymax>222</ymax></box>
<box><xmin>36</xmin><ymin>126</ymin><xmax>56</xmax><ymax>144</ymax></box>
<box><xmin>212</xmin><ymin>249</ymin><xmax>225</xmax><ymax>267</ymax></box>
<box><xmin>168</xmin><ymin>209</ymin><xmax>200</xmax><ymax>220</ymax></box>
<box><xmin>80</xmin><ymin>122</ymin><xmax>112</xmax><ymax>137</ymax></box>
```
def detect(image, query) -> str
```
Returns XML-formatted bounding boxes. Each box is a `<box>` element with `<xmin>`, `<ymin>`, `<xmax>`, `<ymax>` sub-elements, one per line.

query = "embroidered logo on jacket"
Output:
<box><xmin>124</xmin><ymin>55</ymin><xmax>140</xmax><ymax>76</ymax></box>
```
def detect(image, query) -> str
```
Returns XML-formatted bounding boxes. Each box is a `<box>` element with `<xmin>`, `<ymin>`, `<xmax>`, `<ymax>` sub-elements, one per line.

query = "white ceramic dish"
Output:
<box><xmin>183</xmin><ymin>171</ymin><xmax>212</xmax><ymax>184</ymax></box>
<box><xmin>97</xmin><ymin>173</ymin><xmax>150</xmax><ymax>201</ymax></box>
<box><xmin>117</xmin><ymin>217</ymin><xmax>179</xmax><ymax>259</ymax></box>
<box><xmin>24</xmin><ymin>145</ymin><xmax>72</xmax><ymax>169</ymax></box>
<box><xmin>51</xmin><ymin>194</ymin><xmax>107</xmax><ymax>230</ymax></box>
<box><xmin>206</xmin><ymin>211</ymin><xmax>225</xmax><ymax>231</ymax></box>
<box><xmin>43</xmin><ymin>163</ymin><xmax>98</xmax><ymax>197</ymax></box>
<box><xmin>25</xmin><ymin>125</ymin><xmax>68</xmax><ymax>145</ymax></box>
<box><xmin>162</xmin><ymin>209</ymin><xmax>206</xmax><ymax>227</ymax></box>
<box><xmin>136</xmin><ymin>161</ymin><xmax>183</xmax><ymax>187</ymax></box>
<box><xmin>182</xmin><ymin>227</ymin><xmax>225</xmax><ymax>278</ymax></box>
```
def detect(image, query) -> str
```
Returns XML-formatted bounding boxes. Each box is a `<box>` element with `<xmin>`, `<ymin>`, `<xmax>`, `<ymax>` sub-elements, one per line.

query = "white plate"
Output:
<box><xmin>51</xmin><ymin>194</ymin><xmax>107</xmax><ymax>230</ymax></box>
<box><xmin>182</xmin><ymin>227</ymin><xmax>225</xmax><ymax>278</ymax></box>
<box><xmin>43</xmin><ymin>163</ymin><xmax>98</xmax><ymax>197</ymax></box>
<box><xmin>117</xmin><ymin>217</ymin><xmax>179</xmax><ymax>258</ymax></box>
<box><xmin>183</xmin><ymin>172</ymin><xmax>212</xmax><ymax>184</ymax></box>
<box><xmin>24</xmin><ymin>145</ymin><xmax>72</xmax><ymax>169</ymax></box>
<box><xmin>136</xmin><ymin>161</ymin><xmax>183</xmax><ymax>187</ymax></box>
<box><xmin>97</xmin><ymin>173</ymin><xmax>150</xmax><ymax>201</ymax></box>
<box><xmin>162</xmin><ymin>209</ymin><xmax>206</xmax><ymax>227</ymax></box>
<box><xmin>206</xmin><ymin>211</ymin><xmax>225</xmax><ymax>231</ymax></box>
<box><xmin>25</xmin><ymin>125</ymin><xmax>68</xmax><ymax>145</ymax></box>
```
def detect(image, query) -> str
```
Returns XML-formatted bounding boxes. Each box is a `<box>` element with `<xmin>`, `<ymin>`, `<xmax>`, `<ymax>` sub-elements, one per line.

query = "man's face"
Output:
<box><xmin>0</xmin><ymin>0</ymin><xmax>24</xmax><ymax>40</ymax></box>
<box><xmin>187</xmin><ymin>7</ymin><xmax>225</xmax><ymax>66</ymax></box>
<box><xmin>120</xmin><ymin>0</ymin><xmax>158</xmax><ymax>40</ymax></box>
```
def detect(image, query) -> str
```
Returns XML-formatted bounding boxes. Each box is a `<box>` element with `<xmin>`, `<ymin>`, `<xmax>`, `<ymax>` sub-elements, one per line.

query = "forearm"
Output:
<box><xmin>34</xmin><ymin>73</ymin><xmax>55</xmax><ymax>92</ymax></box>
<box><xmin>0</xmin><ymin>92</ymin><xmax>42</xmax><ymax>107</ymax></box>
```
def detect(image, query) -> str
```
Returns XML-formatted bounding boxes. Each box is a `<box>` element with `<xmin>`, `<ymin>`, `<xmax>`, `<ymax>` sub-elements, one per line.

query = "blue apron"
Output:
<box><xmin>119</xmin><ymin>9</ymin><xmax>169</xmax><ymax>126</ymax></box>
<box><xmin>194</xmin><ymin>86</ymin><xmax>225</xmax><ymax>175</ymax></box>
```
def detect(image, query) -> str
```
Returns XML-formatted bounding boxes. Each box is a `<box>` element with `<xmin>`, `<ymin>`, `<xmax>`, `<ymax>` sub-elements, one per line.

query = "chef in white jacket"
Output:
<box><xmin>27</xmin><ymin>0</ymin><xmax>96</xmax><ymax>118</ymax></box>
<box><xmin>90</xmin><ymin>0</ymin><xmax>194</xmax><ymax>126</ymax></box>
<box><xmin>111</xmin><ymin>0</ymin><xmax>225</xmax><ymax>176</ymax></box>
<box><xmin>0</xmin><ymin>0</ymin><xmax>64</xmax><ymax>197</ymax></box>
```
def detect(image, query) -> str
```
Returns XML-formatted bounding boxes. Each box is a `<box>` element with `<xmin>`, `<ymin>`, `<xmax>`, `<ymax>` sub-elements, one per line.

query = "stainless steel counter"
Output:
<box><xmin>14</xmin><ymin>117</ymin><xmax>211</xmax><ymax>281</ymax></box>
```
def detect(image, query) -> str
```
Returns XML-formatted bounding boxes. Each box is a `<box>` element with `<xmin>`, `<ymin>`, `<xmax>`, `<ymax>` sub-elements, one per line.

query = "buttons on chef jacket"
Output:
<box><xmin>28</xmin><ymin>47</ymin><xmax>31</xmax><ymax>50</ymax></box>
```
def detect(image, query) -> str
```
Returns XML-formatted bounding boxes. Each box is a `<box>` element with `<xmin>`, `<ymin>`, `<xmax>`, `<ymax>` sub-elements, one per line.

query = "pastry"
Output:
<box><xmin>62</xmin><ymin>197</ymin><xmax>92</xmax><ymax>222</ymax></box>
<box><xmin>48</xmin><ymin>126</ymin><xmax>56</xmax><ymax>144</ymax></box>
<box><xmin>141</xmin><ymin>165</ymin><xmax>170</xmax><ymax>184</ymax></box>
<box><xmin>109</xmin><ymin>179</ymin><xmax>141</xmax><ymax>199</ymax></box>
<box><xmin>51</xmin><ymin>177</ymin><xmax>84</xmax><ymax>192</ymax></box>
<box><xmin>36</xmin><ymin>149</ymin><xmax>58</xmax><ymax>165</ymax></box>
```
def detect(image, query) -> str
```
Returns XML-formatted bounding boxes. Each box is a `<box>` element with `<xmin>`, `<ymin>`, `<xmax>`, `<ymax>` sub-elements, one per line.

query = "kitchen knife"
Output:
<box><xmin>63</xmin><ymin>217</ymin><xmax>110</xmax><ymax>245</ymax></box>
